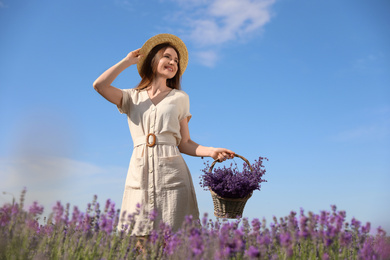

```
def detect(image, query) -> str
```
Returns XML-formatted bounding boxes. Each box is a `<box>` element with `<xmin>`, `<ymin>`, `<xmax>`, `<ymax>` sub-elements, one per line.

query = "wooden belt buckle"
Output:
<box><xmin>146</xmin><ymin>133</ymin><xmax>156</xmax><ymax>147</ymax></box>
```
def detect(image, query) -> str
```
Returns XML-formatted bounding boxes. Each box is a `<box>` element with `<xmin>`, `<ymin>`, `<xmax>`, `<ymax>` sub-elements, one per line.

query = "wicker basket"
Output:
<box><xmin>208</xmin><ymin>154</ymin><xmax>253</xmax><ymax>219</ymax></box>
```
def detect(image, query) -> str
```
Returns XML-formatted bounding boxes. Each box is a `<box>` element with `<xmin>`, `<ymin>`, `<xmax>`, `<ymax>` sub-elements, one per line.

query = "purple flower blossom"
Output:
<box><xmin>245</xmin><ymin>246</ymin><xmax>260</xmax><ymax>258</ymax></box>
<box><xmin>188</xmin><ymin>227</ymin><xmax>204</xmax><ymax>256</ymax></box>
<box><xmin>0</xmin><ymin>204</ymin><xmax>13</xmax><ymax>226</ymax></box>
<box><xmin>11</xmin><ymin>204</ymin><xmax>19</xmax><ymax>216</ymax></box>
<box><xmin>28</xmin><ymin>201</ymin><xmax>44</xmax><ymax>216</ymax></box>
<box><xmin>200</xmin><ymin>156</ymin><xmax>268</xmax><ymax>198</ymax></box>
<box><xmin>340</xmin><ymin>231</ymin><xmax>353</xmax><ymax>246</ymax></box>
<box><xmin>41</xmin><ymin>224</ymin><xmax>53</xmax><ymax>236</ymax></box>
<box><xmin>71</xmin><ymin>206</ymin><xmax>81</xmax><ymax>225</ymax></box>
<box><xmin>257</xmin><ymin>233</ymin><xmax>271</xmax><ymax>246</ymax></box>
<box><xmin>280</xmin><ymin>232</ymin><xmax>291</xmax><ymax>247</ymax></box>
<box><xmin>202</xmin><ymin>213</ymin><xmax>208</xmax><ymax>226</ymax></box>
<box><xmin>359</xmin><ymin>236</ymin><xmax>376</xmax><ymax>259</ymax></box>
<box><xmin>373</xmin><ymin>227</ymin><xmax>390</xmax><ymax>259</ymax></box>
<box><xmin>149</xmin><ymin>229</ymin><xmax>159</xmax><ymax>243</ymax></box>
<box><xmin>362</xmin><ymin>222</ymin><xmax>371</xmax><ymax>234</ymax></box>
<box><xmin>351</xmin><ymin>217</ymin><xmax>361</xmax><ymax>231</ymax></box>
<box><xmin>52</xmin><ymin>201</ymin><xmax>64</xmax><ymax>224</ymax></box>
<box><xmin>82</xmin><ymin>213</ymin><xmax>92</xmax><ymax>232</ymax></box>
<box><xmin>99</xmin><ymin>214</ymin><xmax>113</xmax><ymax>234</ymax></box>
<box><xmin>108</xmin><ymin>203</ymin><xmax>116</xmax><ymax>219</ymax></box>
<box><xmin>298</xmin><ymin>214</ymin><xmax>309</xmax><ymax>239</ymax></box>
<box><xmin>251</xmin><ymin>218</ymin><xmax>261</xmax><ymax>232</ymax></box>
<box><xmin>322</xmin><ymin>252</ymin><xmax>330</xmax><ymax>260</ymax></box>
<box><xmin>164</xmin><ymin>233</ymin><xmax>181</xmax><ymax>255</ymax></box>
<box><xmin>149</xmin><ymin>209</ymin><xmax>157</xmax><ymax>221</ymax></box>
<box><xmin>185</xmin><ymin>214</ymin><xmax>194</xmax><ymax>225</ymax></box>
<box><xmin>2</xmin><ymin>190</ymin><xmax>390</xmax><ymax>259</ymax></box>
<box><xmin>104</xmin><ymin>199</ymin><xmax>111</xmax><ymax>212</ymax></box>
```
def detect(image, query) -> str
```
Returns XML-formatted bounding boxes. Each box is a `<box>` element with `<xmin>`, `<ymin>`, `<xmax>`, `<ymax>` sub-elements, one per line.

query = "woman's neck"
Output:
<box><xmin>148</xmin><ymin>77</ymin><xmax>170</xmax><ymax>95</ymax></box>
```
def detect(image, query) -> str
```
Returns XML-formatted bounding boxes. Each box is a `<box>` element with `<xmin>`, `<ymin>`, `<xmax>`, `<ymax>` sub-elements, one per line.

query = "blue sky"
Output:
<box><xmin>1</xmin><ymin>0</ymin><xmax>389</xmax><ymax>232</ymax></box>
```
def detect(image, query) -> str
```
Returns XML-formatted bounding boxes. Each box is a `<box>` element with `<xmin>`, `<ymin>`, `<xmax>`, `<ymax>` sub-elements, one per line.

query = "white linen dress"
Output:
<box><xmin>117</xmin><ymin>88</ymin><xmax>200</xmax><ymax>236</ymax></box>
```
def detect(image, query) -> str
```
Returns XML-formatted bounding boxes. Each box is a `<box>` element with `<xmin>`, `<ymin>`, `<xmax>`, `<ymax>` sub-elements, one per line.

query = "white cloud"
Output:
<box><xmin>194</xmin><ymin>50</ymin><xmax>219</xmax><ymax>67</ymax></box>
<box><xmin>332</xmin><ymin>123</ymin><xmax>390</xmax><ymax>142</ymax></box>
<box><xmin>332</xmin><ymin>106</ymin><xmax>390</xmax><ymax>142</ymax></box>
<box><xmin>348</xmin><ymin>52</ymin><xmax>387</xmax><ymax>75</ymax></box>
<box><xmin>354</xmin><ymin>54</ymin><xmax>377</xmax><ymax>70</ymax></box>
<box><xmin>185</xmin><ymin>0</ymin><xmax>275</xmax><ymax>46</ymax></box>
<box><xmin>0</xmin><ymin>108</ymin><xmax>127</xmax><ymax>214</ymax></box>
<box><xmin>165</xmin><ymin>0</ymin><xmax>275</xmax><ymax>67</ymax></box>
<box><xmin>0</xmin><ymin>155</ymin><xmax>126</xmax><ymax>214</ymax></box>
<box><xmin>166</xmin><ymin>0</ymin><xmax>209</xmax><ymax>6</ymax></box>
<box><xmin>114</xmin><ymin>0</ymin><xmax>134</xmax><ymax>10</ymax></box>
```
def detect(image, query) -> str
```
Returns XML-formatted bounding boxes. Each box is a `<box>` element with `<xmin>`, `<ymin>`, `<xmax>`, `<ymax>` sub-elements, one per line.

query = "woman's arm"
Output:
<box><xmin>93</xmin><ymin>49</ymin><xmax>142</xmax><ymax>106</ymax></box>
<box><xmin>178</xmin><ymin>118</ymin><xmax>235</xmax><ymax>162</ymax></box>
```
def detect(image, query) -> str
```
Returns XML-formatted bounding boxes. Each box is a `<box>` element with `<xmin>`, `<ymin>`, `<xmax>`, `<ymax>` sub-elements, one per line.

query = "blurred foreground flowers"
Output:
<box><xmin>1</xmin><ymin>189</ymin><xmax>389</xmax><ymax>259</ymax></box>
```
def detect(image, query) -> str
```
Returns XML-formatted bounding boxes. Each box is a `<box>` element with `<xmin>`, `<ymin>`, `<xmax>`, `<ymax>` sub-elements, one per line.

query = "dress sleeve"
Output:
<box><xmin>117</xmin><ymin>89</ymin><xmax>132</xmax><ymax>114</ymax></box>
<box><xmin>179</xmin><ymin>91</ymin><xmax>192</xmax><ymax>122</ymax></box>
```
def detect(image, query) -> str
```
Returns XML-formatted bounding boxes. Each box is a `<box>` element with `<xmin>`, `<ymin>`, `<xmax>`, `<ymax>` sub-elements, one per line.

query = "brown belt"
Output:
<box><xmin>133</xmin><ymin>134</ymin><xmax>177</xmax><ymax>148</ymax></box>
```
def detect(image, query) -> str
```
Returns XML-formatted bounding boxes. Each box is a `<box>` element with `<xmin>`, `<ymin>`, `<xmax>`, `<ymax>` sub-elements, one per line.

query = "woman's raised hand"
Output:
<box><xmin>93</xmin><ymin>48</ymin><xmax>144</xmax><ymax>106</ymax></box>
<box><xmin>124</xmin><ymin>48</ymin><xmax>143</xmax><ymax>65</ymax></box>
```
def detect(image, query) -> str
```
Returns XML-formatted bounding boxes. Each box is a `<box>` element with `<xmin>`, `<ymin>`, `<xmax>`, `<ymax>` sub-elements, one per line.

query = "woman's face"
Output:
<box><xmin>155</xmin><ymin>47</ymin><xmax>179</xmax><ymax>79</ymax></box>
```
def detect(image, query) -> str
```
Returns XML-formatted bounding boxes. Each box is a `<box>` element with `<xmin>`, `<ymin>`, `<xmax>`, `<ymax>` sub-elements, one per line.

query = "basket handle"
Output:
<box><xmin>209</xmin><ymin>154</ymin><xmax>253</xmax><ymax>172</ymax></box>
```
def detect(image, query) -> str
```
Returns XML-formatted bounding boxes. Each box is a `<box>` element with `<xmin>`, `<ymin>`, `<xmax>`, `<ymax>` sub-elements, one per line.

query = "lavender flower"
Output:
<box><xmin>99</xmin><ymin>214</ymin><xmax>113</xmax><ymax>234</ymax></box>
<box><xmin>149</xmin><ymin>209</ymin><xmax>158</xmax><ymax>221</ymax></box>
<box><xmin>245</xmin><ymin>246</ymin><xmax>260</xmax><ymax>259</ymax></box>
<box><xmin>52</xmin><ymin>201</ymin><xmax>64</xmax><ymax>224</ymax></box>
<box><xmin>200</xmin><ymin>156</ymin><xmax>268</xmax><ymax>198</ymax></box>
<box><xmin>28</xmin><ymin>201</ymin><xmax>44</xmax><ymax>217</ymax></box>
<box><xmin>322</xmin><ymin>252</ymin><xmax>330</xmax><ymax>260</ymax></box>
<box><xmin>1</xmin><ymin>190</ymin><xmax>390</xmax><ymax>259</ymax></box>
<box><xmin>280</xmin><ymin>232</ymin><xmax>291</xmax><ymax>247</ymax></box>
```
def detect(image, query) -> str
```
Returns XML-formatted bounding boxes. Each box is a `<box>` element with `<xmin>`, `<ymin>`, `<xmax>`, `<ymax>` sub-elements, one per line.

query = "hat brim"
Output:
<box><xmin>137</xmin><ymin>33</ymin><xmax>188</xmax><ymax>77</ymax></box>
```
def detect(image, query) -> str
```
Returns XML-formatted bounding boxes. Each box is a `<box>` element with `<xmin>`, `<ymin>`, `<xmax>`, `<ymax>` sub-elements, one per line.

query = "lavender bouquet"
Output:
<box><xmin>200</xmin><ymin>155</ymin><xmax>268</xmax><ymax>199</ymax></box>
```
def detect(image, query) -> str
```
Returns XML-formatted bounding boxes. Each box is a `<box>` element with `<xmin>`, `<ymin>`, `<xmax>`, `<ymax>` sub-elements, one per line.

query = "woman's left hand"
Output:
<box><xmin>210</xmin><ymin>148</ymin><xmax>235</xmax><ymax>162</ymax></box>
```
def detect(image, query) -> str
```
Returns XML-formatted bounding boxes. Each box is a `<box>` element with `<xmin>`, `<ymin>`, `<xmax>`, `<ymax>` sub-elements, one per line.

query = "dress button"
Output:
<box><xmin>149</xmin><ymin>169</ymin><xmax>153</xmax><ymax>173</ymax></box>
<box><xmin>152</xmin><ymin>107</ymin><xmax>156</xmax><ymax>111</ymax></box>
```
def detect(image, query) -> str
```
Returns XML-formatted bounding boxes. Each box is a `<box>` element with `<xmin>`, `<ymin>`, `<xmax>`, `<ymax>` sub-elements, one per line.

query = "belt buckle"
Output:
<box><xmin>146</xmin><ymin>133</ymin><xmax>156</xmax><ymax>147</ymax></box>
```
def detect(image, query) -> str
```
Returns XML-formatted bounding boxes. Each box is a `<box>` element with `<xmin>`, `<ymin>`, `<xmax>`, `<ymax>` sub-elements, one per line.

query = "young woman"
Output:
<box><xmin>93</xmin><ymin>34</ymin><xmax>234</xmax><ymax>236</ymax></box>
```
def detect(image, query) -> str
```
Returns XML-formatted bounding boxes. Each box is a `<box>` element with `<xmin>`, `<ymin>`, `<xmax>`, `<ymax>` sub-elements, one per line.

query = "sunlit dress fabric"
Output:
<box><xmin>117</xmin><ymin>88</ymin><xmax>199</xmax><ymax>236</ymax></box>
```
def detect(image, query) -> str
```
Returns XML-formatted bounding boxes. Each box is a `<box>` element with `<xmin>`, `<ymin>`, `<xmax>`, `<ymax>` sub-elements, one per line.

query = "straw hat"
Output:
<box><xmin>137</xmin><ymin>33</ymin><xmax>188</xmax><ymax>77</ymax></box>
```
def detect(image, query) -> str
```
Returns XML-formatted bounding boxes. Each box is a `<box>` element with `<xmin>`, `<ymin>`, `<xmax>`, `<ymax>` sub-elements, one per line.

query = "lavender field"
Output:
<box><xmin>1</xmin><ymin>189</ymin><xmax>389</xmax><ymax>260</ymax></box>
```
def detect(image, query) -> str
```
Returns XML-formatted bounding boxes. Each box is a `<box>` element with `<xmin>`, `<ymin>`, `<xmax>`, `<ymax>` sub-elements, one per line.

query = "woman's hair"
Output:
<box><xmin>135</xmin><ymin>43</ymin><xmax>182</xmax><ymax>90</ymax></box>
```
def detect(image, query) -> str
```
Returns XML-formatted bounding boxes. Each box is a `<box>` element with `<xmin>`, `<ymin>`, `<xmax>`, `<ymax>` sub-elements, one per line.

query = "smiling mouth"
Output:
<box><xmin>165</xmin><ymin>66</ymin><xmax>174</xmax><ymax>72</ymax></box>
